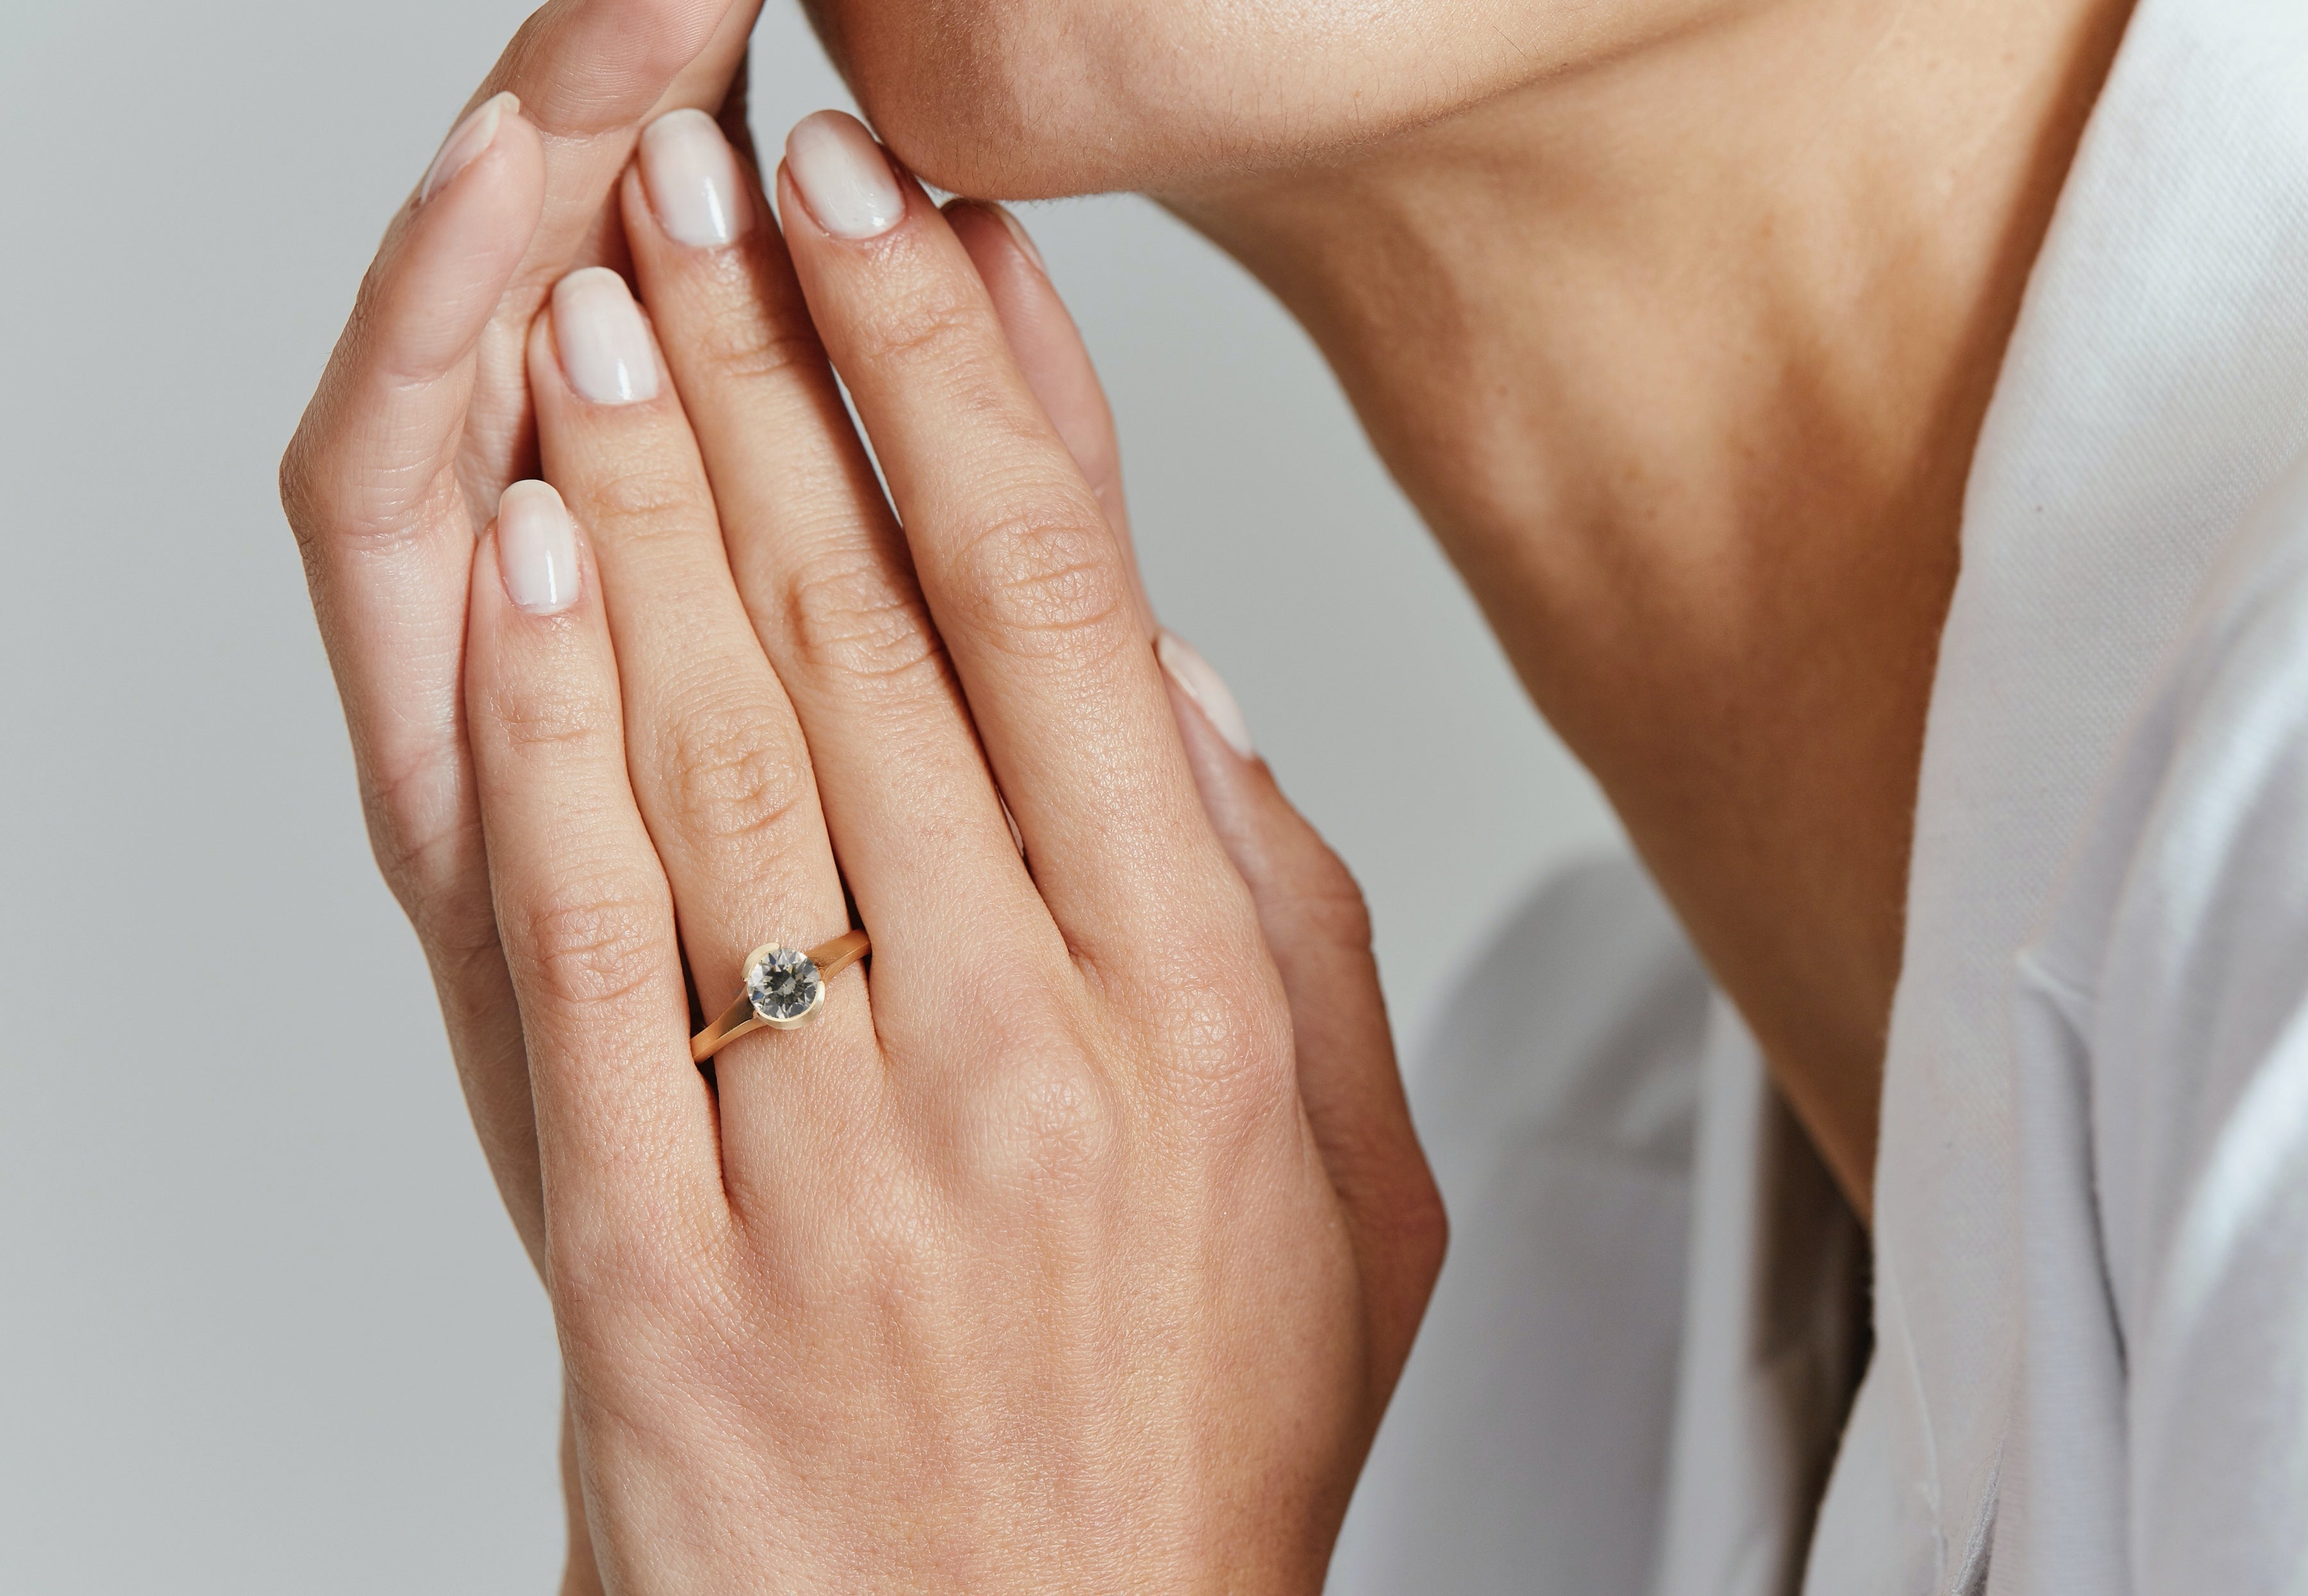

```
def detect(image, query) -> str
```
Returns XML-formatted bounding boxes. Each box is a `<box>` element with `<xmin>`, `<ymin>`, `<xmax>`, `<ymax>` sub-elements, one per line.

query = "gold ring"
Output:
<box><xmin>690</xmin><ymin>929</ymin><xmax>869</xmax><ymax>1063</ymax></box>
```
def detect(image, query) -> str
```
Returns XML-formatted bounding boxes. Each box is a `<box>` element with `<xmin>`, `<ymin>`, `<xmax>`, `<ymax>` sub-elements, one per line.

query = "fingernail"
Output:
<box><xmin>497</xmin><ymin>481</ymin><xmax>580</xmax><ymax>615</ymax></box>
<box><xmin>783</xmin><ymin>110</ymin><xmax>905</xmax><ymax>240</ymax></box>
<box><xmin>640</xmin><ymin>108</ymin><xmax>751</xmax><ymax>249</ymax></box>
<box><xmin>1157</xmin><ymin>630</ymin><xmax>1255</xmax><ymax>758</ymax></box>
<box><xmin>988</xmin><ymin>203</ymin><xmax>1046</xmax><ymax>273</ymax></box>
<box><xmin>552</xmin><ymin>268</ymin><xmax>660</xmax><ymax>405</ymax></box>
<box><xmin>421</xmin><ymin>91</ymin><xmax>517</xmax><ymax>204</ymax></box>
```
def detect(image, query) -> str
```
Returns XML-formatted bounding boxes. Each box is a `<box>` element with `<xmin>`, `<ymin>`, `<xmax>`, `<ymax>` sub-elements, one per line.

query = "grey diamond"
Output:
<box><xmin>744</xmin><ymin>945</ymin><xmax>823</xmax><ymax>1023</ymax></box>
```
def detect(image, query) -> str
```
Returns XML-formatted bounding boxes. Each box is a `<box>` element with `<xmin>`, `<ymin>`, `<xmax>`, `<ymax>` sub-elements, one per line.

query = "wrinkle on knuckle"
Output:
<box><xmin>966</xmin><ymin>1051</ymin><xmax>1121</xmax><ymax>1195</ymax></box>
<box><xmin>356</xmin><ymin>740</ymin><xmax>472</xmax><ymax>902</ymax></box>
<box><xmin>948</xmin><ymin>508</ymin><xmax>1132</xmax><ymax>658</ymax></box>
<box><xmin>488</xmin><ymin>684</ymin><xmax>615</xmax><ymax>755</ymax></box>
<box><xmin>699</xmin><ymin>311</ymin><xmax>829</xmax><ymax>390</ymax></box>
<box><xmin>1141</xmin><ymin>974</ymin><xmax>1293</xmax><ymax>1120</ymax></box>
<box><xmin>664</xmin><ymin>705</ymin><xmax>814</xmax><ymax>849</ymax></box>
<box><xmin>279</xmin><ymin>422</ymin><xmax>461</xmax><ymax>565</ymax></box>
<box><xmin>860</xmin><ymin>275</ymin><xmax>983</xmax><ymax>376</ymax></box>
<box><xmin>517</xmin><ymin>885</ymin><xmax>667</xmax><ymax>1014</ymax></box>
<box><xmin>580</xmin><ymin>461</ymin><xmax>707</xmax><ymax>539</ymax></box>
<box><xmin>367</xmin><ymin>801</ymin><xmax>477</xmax><ymax>925</ymax></box>
<box><xmin>781</xmin><ymin>542</ymin><xmax>946</xmax><ymax>688</ymax></box>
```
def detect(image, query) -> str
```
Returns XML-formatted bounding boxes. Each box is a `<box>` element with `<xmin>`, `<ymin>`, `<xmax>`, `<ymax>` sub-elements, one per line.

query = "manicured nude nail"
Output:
<box><xmin>421</xmin><ymin>91</ymin><xmax>517</xmax><ymax>204</ymax></box>
<box><xmin>552</xmin><ymin>268</ymin><xmax>661</xmax><ymax>405</ymax></box>
<box><xmin>989</xmin><ymin>203</ymin><xmax>1046</xmax><ymax>273</ymax></box>
<box><xmin>1157</xmin><ymin>630</ymin><xmax>1255</xmax><ymax>758</ymax></box>
<box><xmin>783</xmin><ymin>111</ymin><xmax>905</xmax><ymax>240</ymax></box>
<box><xmin>497</xmin><ymin>481</ymin><xmax>580</xmax><ymax>615</ymax></box>
<box><xmin>640</xmin><ymin>108</ymin><xmax>751</xmax><ymax>248</ymax></box>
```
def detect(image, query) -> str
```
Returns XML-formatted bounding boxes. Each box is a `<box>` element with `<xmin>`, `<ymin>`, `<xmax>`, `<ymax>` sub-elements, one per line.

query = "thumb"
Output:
<box><xmin>1153</xmin><ymin>630</ymin><xmax>1448</xmax><ymax>1395</ymax></box>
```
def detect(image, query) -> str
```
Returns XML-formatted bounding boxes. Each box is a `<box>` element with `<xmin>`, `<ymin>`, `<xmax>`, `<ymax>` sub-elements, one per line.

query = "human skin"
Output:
<box><xmin>283</xmin><ymin>10</ymin><xmax>1441</xmax><ymax>1586</ymax></box>
<box><xmin>284</xmin><ymin>0</ymin><xmax>2140</xmax><ymax>1582</ymax></box>
<box><xmin>810</xmin><ymin>0</ymin><xmax>2138</xmax><ymax>1215</ymax></box>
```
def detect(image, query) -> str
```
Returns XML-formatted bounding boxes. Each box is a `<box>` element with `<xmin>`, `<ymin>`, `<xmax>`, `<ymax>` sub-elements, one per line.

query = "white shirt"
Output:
<box><xmin>1330</xmin><ymin>0</ymin><xmax>2308</xmax><ymax>1588</ymax></box>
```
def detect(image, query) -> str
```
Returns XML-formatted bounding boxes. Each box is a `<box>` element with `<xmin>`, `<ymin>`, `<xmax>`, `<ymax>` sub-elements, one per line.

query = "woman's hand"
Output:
<box><xmin>280</xmin><ymin>0</ymin><xmax>762</xmax><ymax>1274</ymax></box>
<box><xmin>280</xmin><ymin>10</ymin><xmax>762</xmax><ymax>1579</ymax></box>
<box><xmin>465</xmin><ymin>108</ymin><xmax>1443</xmax><ymax>1588</ymax></box>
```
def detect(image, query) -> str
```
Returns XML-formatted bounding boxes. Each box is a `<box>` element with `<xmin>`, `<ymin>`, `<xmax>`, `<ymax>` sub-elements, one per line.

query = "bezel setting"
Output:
<box><xmin>741</xmin><ymin>943</ymin><xmax>826</xmax><ymax>1029</ymax></box>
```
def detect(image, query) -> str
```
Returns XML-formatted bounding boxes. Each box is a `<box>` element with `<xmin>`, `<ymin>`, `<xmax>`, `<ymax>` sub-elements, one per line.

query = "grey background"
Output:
<box><xmin>0</xmin><ymin>1</ymin><xmax>1618</xmax><ymax>1586</ymax></box>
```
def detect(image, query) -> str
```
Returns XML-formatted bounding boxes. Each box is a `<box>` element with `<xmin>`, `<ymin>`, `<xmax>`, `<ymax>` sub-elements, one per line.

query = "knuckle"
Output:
<box><xmin>578</xmin><ymin>461</ymin><xmax>707</xmax><ymax>540</ymax></box>
<box><xmin>516</xmin><ymin>883</ymin><xmax>668</xmax><ymax>1014</ymax></box>
<box><xmin>1139</xmin><ymin>967</ymin><xmax>1295</xmax><ymax>1121</ymax></box>
<box><xmin>278</xmin><ymin>324</ymin><xmax>466</xmax><ymax>564</ymax></box>
<box><xmin>864</xmin><ymin>274</ymin><xmax>985</xmax><ymax>376</ymax></box>
<box><xmin>1280</xmin><ymin>847</ymin><xmax>1375</xmax><ymax>954</ymax></box>
<box><xmin>1355</xmin><ymin>1160</ymin><xmax>1450</xmax><ymax>1311</ymax></box>
<box><xmin>487</xmin><ymin>682</ymin><xmax>617</xmax><ymax>755</ymax></box>
<box><xmin>663</xmin><ymin>702</ymin><xmax>814</xmax><ymax>848</ymax></box>
<box><xmin>966</xmin><ymin>1046</ymin><xmax>1124</xmax><ymax>1195</ymax></box>
<box><xmin>548</xmin><ymin>1201</ymin><xmax>725</xmax><ymax>1326</ymax></box>
<box><xmin>949</xmin><ymin>506</ymin><xmax>1133</xmax><ymax>657</ymax></box>
<box><xmin>699</xmin><ymin>309</ymin><xmax>829</xmax><ymax>390</ymax></box>
<box><xmin>278</xmin><ymin>435</ymin><xmax>315</xmax><ymax>549</ymax></box>
<box><xmin>1401</xmin><ymin>1175</ymin><xmax>1451</xmax><ymax>1284</ymax></box>
<box><xmin>276</xmin><ymin>409</ymin><xmax>433</xmax><ymax>565</ymax></box>
<box><xmin>781</xmin><ymin>541</ymin><xmax>947</xmax><ymax>688</ymax></box>
<box><xmin>358</xmin><ymin>749</ymin><xmax>479</xmax><ymax>911</ymax></box>
<box><xmin>422</xmin><ymin>899</ymin><xmax>515</xmax><ymax>1008</ymax></box>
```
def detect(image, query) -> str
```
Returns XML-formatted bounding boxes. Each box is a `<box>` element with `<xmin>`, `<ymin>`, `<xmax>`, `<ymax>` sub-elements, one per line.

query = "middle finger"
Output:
<box><xmin>771</xmin><ymin>113</ymin><xmax>1243</xmax><ymax>975</ymax></box>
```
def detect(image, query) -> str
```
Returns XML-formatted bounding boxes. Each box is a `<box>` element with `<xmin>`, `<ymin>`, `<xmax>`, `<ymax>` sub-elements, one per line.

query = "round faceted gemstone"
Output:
<box><xmin>744</xmin><ymin>945</ymin><xmax>823</xmax><ymax>1024</ymax></box>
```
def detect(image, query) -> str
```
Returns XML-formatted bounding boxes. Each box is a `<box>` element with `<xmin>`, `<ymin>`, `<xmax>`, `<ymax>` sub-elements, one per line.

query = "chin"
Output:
<box><xmin>797</xmin><ymin>0</ymin><xmax>1543</xmax><ymax>200</ymax></box>
<box><xmin>798</xmin><ymin>0</ymin><xmax>1222</xmax><ymax>197</ymax></box>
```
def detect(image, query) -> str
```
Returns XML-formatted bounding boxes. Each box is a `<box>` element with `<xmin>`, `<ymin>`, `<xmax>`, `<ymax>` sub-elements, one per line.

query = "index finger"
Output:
<box><xmin>774</xmin><ymin>113</ymin><xmax>1246</xmax><ymax>970</ymax></box>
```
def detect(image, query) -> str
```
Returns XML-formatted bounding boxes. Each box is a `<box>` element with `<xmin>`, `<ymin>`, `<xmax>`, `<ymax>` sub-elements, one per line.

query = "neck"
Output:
<box><xmin>1164</xmin><ymin>0</ymin><xmax>2134</xmax><ymax>1217</ymax></box>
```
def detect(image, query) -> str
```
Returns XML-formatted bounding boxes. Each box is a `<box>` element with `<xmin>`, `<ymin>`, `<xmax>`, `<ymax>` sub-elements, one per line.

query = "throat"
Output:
<box><xmin>1166</xmin><ymin>0</ymin><xmax>2137</xmax><ymax>1219</ymax></box>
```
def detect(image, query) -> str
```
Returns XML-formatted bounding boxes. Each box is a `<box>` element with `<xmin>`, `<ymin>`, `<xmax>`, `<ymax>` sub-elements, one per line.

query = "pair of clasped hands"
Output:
<box><xmin>281</xmin><ymin>3</ymin><xmax>1441</xmax><ymax>1588</ymax></box>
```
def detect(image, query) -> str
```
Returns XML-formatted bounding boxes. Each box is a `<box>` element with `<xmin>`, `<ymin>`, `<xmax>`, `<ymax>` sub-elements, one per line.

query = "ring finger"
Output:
<box><xmin>527</xmin><ymin>265</ymin><xmax>873</xmax><ymax>1192</ymax></box>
